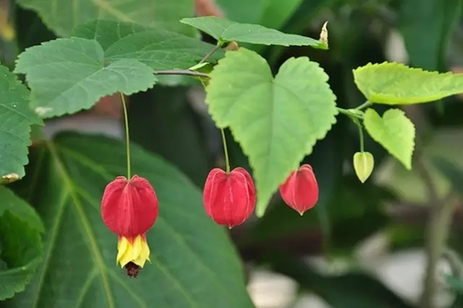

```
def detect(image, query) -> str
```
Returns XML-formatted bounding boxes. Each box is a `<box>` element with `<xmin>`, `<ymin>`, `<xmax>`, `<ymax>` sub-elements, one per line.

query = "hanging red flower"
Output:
<box><xmin>279</xmin><ymin>164</ymin><xmax>319</xmax><ymax>215</ymax></box>
<box><xmin>101</xmin><ymin>175</ymin><xmax>159</xmax><ymax>278</ymax></box>
<box><xmin>203</xmin><ymin>167</ymin><xmax>256</xmax><ymax>228</ymax></box>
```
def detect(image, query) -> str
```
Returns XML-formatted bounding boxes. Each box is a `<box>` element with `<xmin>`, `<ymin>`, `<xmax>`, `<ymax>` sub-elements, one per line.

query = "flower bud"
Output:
<box><xmin>203</xmin><ymin>167</ymin><xmax>256</xmax><ymax>228</ymax></box>
<box><xmin>101</xmin><ymin>175</ymin><xmax>159</xmax><ymax>277</ymax></box>
<box><xmin>353</xmin><ymin>151</ymin><xmax>374</xmax><ymax>183</ymax></box>
<box><xmin>279</xmin><ymin>164</ymin><xmax>318</xmax><ymax>215</ymax></box>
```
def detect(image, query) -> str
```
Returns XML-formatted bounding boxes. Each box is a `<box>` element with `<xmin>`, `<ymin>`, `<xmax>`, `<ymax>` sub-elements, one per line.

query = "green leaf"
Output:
<box><xmin>5</xmin><ymin>133</ymin><xmax>253</xmax><ymax>307</ymax></box>
<box><xmin>205</xmin><ymin>48</ymin><xmax>337</xmax><ymax>216</ymax></box>
<box><xmin>363</xmin><ymin>108</ymin><xmax>415</xmax><ymax>170</ymax></box>
<box><xmin>180</xmin><ymin>16</ymin><xmax>327</xmax><ymax>49</ymax></box>
<box><xmin>399</xmin><ymin>0</ymin><xmax>462</xmax><ymax>71</ymax></box>
<box><xmin>353</xmin><ymin>62</ymin><xmax>463</xmax><ymax>104</ymax></box>
<box><xmin>14</xmin><ymin>37</ymin><xmax>156</xmax><ymax>118</ymax></box>
<box><xmin>0</xmin><ymin>213</ymin><xmax>43</xmax><ymax>300</ymax></box>
<box><xmin>0</xmin><ymin>186</ymin><xmax>43</xmax><ymax>300</ymax></box>
<box><xmin>17</xmin><ymin>0</ymin><xmax>196</xmax><ymax>37</ymax></box>
<box><xmin>0</xmin><ymin>64</ymin><xmax>42</xmax><ymax>178</ymax></box>
<box><xmin>73</xmin><ymin>20</ymin><xmax>224</xmax><ymax>86</ymax></box>
<box><xmin>0</xmin><ymin>185</ymin><xmax>44</xmax><ymax>232</ymax></box>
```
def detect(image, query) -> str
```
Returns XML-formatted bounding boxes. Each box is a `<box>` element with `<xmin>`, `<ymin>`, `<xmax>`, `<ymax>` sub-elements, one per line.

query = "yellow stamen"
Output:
<box><xmin>116</xmin><ymin>235</ymin><xmax>151</xmax><ymax>268</ymax></box>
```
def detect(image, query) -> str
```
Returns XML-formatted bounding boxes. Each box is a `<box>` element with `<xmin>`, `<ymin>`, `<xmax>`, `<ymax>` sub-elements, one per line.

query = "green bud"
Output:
<box><xmin>353</xmin><ymin>151</ymin><xmax>374</xmax><ymax>183</ymax></box>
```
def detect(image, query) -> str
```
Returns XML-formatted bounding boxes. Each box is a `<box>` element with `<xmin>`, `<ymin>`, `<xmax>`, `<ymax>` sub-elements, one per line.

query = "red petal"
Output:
<box><xmin>279</xmin><ymin>164</ymin><xmax>318</xmax><ymax>214</ymax></box>
<box><xmin>101</xmin><ymin>175</ymin><xmax>159</xmax><ymax>236</ymax></box>
<box><xmin>203</xmin><ymin>167</ymin><xmax>256</xmax><ymax>228</ymax></box>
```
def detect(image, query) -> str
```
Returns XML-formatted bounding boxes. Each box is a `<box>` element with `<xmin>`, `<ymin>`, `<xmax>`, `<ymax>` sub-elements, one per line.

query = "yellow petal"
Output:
<box><xmin>116</xmin><ymin>235</ymin><xmax>151</xmax><ymax>268</ymax></box>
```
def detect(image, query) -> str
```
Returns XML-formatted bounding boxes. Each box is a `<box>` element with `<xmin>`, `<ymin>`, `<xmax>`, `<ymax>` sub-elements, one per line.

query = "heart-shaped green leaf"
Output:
<box><xmin>363</xmin><ymin>108</ymin><xmax>415</xmax><ymax>169</ymax></box>
<box><xmin>14</xmin><ymin>37</ymin><xmax>157</xmax><ymax>118</ymax></box>
<box><xmin>205</xmin><ymin>48</ymin><xmax>337</xmax><ymax>216</ymax></box>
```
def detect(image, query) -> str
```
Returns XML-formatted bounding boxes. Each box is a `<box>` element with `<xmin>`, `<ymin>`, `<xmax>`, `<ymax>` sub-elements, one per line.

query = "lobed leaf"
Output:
<box><xmin>363</xmin><ymin>108</ymin><xmax>415</xmax><ymax>170</ymax></box>
<box><xmin>15</xmin><ymin>21</ymin><xmax>224</xmax><ymax>118</ymax></box>
<box><xmin>0</xmin><ymin>64</ymin><xmax>42</xmax><ymax>178</ymax></box>
<box><xmin>73</xmin><ymin>20</ymin><xmax>223</xmax><ymax>71</ymax></box>
<box><xmin>180</xmin><ymin>16</ymin><xmax>327</xmax><ymax>49</ymax></box>
<box><xmin>4</xmin><ymin>133</ymin><xmax>254</xmax><ymax>308</ymax></box>
<box><xmin>353</xmin><ymin>62</ymin><xmax>463</xmax><ymax>104</ymax></box>
<box><xmin>205</xmin><ymin>48</ymin><xmax>337</xmax><ymax>216</ymax></box>
<box><xmin>14</xmin><ymin>37</ymin><xmax>156</xmax><ymax>118</ymax></box>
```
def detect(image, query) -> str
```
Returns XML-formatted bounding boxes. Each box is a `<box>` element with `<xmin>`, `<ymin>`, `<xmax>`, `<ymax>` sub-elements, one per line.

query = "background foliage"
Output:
<box><xmin>2</xmin><ymin>0</ymin><xmax>463</xmax><ymax>307</ymax></box>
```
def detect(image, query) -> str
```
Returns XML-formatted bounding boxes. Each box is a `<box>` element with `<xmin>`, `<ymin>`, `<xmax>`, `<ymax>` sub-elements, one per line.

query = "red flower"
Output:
<box><xmin>101</xmin><ymin>175</ymin><xmax>159</xmax><ymax>278</ymax></box>
<box><xmin>279</xmin><ymin>164</ymin><xmax>319</xmax><ymax>215</ymax></box>
<box><xmin>203</xmin><ymin>167</ymin><xmax>256</xmax><ymax>228</ymax></box>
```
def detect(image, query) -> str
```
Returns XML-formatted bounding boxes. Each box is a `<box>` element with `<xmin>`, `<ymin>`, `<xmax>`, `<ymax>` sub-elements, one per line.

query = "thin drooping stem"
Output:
<box><xmin>120</xmin><ymin>93</ymin><xmax>131</xmax><ymax>179</ymax></box>
<box><xmin>155</xmin><ymin>69</ymin><xmax>210</xmax><ymax>78</ymax></box>
<box><xmin>220</xmin><ymin>128</ymin><xmax>231</xmax><ymax>173</ymax></box>
<box><xmin>199</xmin><ymin>43</ymin><xmax>222</xmax><ymax>64</ymax></box>
<box><xmin>353</xmin><ymin>118</ymin><xmax>365</xmax><ymax>152</ymax></box>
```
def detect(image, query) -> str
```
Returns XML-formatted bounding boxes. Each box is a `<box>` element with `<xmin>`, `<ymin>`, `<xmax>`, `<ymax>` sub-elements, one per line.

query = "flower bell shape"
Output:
<box><xmin>279</xmin><ymin>164</ymin><xmax>319</xmax><ymax>215</ymax></box>
<box><xmin>353</xmin><ymin>151</ymin><xmax>374</xmax><ymax>183</ymax></box>
<box><xmin>203</xmin><ymin>167</ymin><xmax>256</xmax><ymax>228</ymax></box>
<box><xmin>101</xmin><ymin>175</ymin><xmax>159</xmax><ymax>278</ymax></box>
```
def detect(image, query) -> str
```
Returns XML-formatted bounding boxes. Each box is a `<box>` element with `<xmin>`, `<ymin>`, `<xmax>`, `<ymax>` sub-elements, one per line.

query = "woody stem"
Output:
<box><xmin>120</xmin><ymin>93</ymin><xmax>132</xmax><ymax>179</ymax></box>
<box><xmin>220</xmin><ymin>128</ymin><xmax>231</xmax><ymax>173</ymax></box>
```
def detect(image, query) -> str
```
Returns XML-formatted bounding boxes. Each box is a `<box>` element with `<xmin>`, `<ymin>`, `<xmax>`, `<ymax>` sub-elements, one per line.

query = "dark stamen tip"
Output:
<box><xmin>124</xmin><ymin>262</ymin><xmax>140</xmax><ymax>278</ymax></box>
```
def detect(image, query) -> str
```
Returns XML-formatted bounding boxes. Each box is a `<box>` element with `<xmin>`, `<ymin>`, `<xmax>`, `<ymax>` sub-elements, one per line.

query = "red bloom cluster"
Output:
<box><xmin>100</xmin><ymin>163</ymin><xmax>318</xmax><ymax>278</ymax></box>
<box><xmin>202</xmin><ymin>163</ymin><xmax>319</xmax><ymax>227</ymax></box>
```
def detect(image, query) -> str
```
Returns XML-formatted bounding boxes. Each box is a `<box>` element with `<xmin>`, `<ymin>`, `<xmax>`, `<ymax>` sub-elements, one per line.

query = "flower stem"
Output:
<box><xmin>353</xmin><ymin>118</ymin><xmax>365</xmax><ymax>152</ymax></box>
<box><xmin>220</xmin><ymin>128</ymin><xmax>231</xmax><ymax>173</ymax></box>
<box><xmin>199</xmin><ymin>43</ymin><xmax>222</xmax><ymax>64</ymax></box>
<box><xmin>120</xmin><ymin>93</ymin><xmax>131</xmax><ymax>179</ymax></box>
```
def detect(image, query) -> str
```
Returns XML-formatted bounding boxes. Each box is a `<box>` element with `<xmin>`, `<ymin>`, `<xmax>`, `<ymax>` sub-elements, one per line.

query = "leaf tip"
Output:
<box><xmin>319</xmin><ymin>21</ymin><xmax>329</xmax><ymax>48</ymax></box>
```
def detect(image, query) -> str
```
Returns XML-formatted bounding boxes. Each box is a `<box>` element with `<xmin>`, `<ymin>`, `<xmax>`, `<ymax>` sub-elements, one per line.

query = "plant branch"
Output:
<box><xmin>355</xmin><ymin>101</ymin><xmax>371</xmax><ymax>110</ymax></box>
<box><xmin>154</xmin><ymin>69</ymin><xmax>210</xmax><ymax>78</ymax></box>
<box><xmin>336</xmin><ymin>107</ymin><xmax>363</xmax><ymax>119</ymax></box>
<box><xmin>199</xmin><ymin>43</ymin><xmax>222</xmax><ymax>64</ymax></box>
